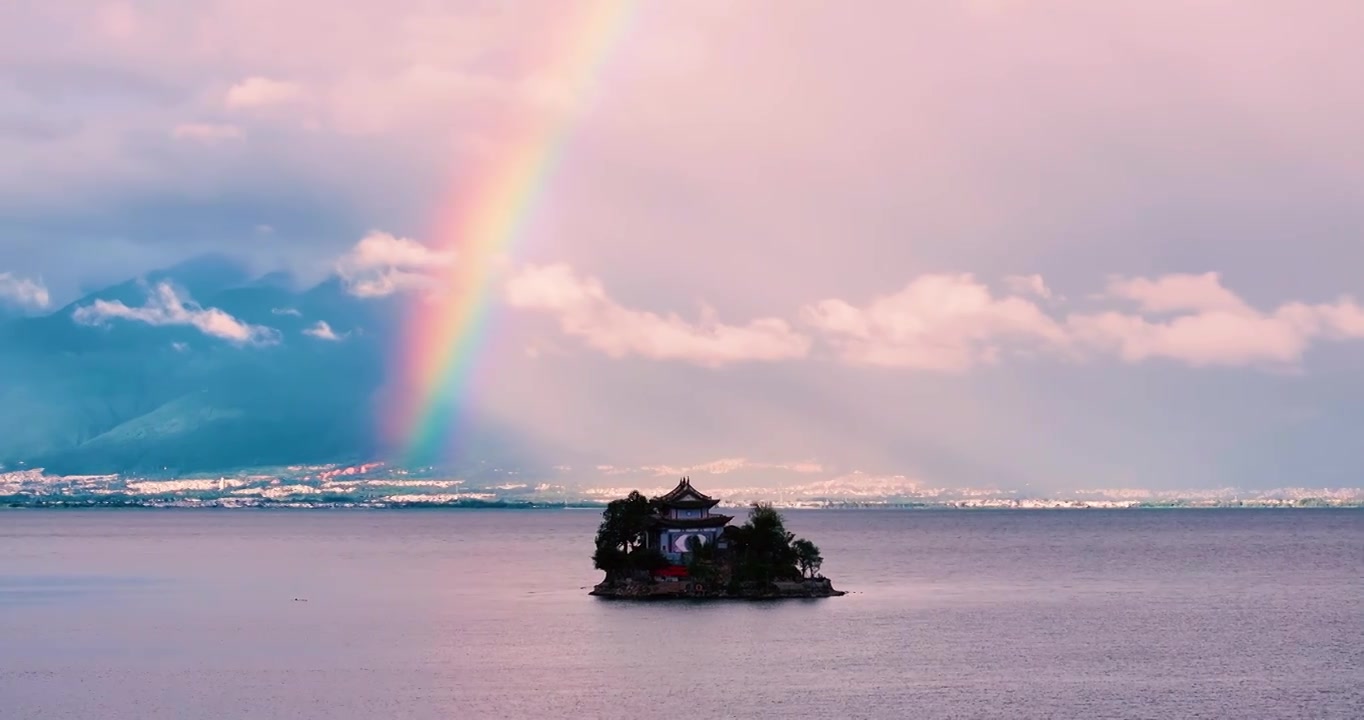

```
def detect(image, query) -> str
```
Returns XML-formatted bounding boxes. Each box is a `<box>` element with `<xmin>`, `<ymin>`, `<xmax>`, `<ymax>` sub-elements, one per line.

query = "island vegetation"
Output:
<box><xmin>589</xmin><ymin>481</ymin><xmax>844</xmax><ymax>599</ymax></box>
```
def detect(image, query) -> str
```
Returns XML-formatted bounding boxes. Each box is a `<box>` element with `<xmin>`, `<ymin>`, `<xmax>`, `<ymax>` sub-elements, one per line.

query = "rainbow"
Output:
<box><xmin>393</xmin><ymin>0</ymin><xmax>639</xmax><ymax>463</ymax></box>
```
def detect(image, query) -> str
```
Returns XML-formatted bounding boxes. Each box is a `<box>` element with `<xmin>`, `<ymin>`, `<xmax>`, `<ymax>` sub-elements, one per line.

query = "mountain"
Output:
<box><xmin>0</xmin><ymin>254</ymin><xmax>518</xmax><ymax>475</ymax></box>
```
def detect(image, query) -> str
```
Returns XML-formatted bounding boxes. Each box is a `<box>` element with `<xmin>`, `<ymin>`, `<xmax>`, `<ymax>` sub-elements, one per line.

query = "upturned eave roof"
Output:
<box><xmin>655</xmin><ymin>477</ymin><xmax>720</xmax><ymax>508</ymax></box>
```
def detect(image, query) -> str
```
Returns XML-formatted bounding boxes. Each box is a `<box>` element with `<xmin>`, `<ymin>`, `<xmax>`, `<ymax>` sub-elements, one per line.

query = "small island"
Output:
<box><xmin>589</xmin><ymin>477</ymin><xmax>844</xmax><ymax>599</ymax></box>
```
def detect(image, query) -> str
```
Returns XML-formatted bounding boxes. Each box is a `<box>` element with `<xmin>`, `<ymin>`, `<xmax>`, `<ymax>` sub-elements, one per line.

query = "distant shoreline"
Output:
<box><xmin>4</xmin><ymin>501</ymin><xmax>1362</xmax><ymax>511</ymax></box>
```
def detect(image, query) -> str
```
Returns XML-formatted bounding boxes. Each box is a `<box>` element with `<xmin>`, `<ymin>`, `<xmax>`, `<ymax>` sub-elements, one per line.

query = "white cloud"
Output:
<box><xmin>335</xmin><ymin>231</ymin><xmax>455</xmax><ymax>298</ymax></box>
<box><xmin>0</xmin><ymin>273</ymin><xmax>51</xmax><ymax>309</ymax></box>
<box><xmin>271</xmin><ymin>307</ymin><xmax>301</xmax><ymax>317</ymax></box>
<box><xmin>171</xmin><ymin>123</ymin><xmax>244</xmax><ymax>143</ymax></box>
<box><xmin>225</xmin><ymin>76</ymin><xmax>301</xmax><ymax>109</ymax></box>
<box><xmin>303</xmin><ymin>320</ymin><xmax>346</xmax><ymax>341</ymax></box>
<box><xmin>801</xmin><ymin>272</ymin><xmax>1364</xmax><ymax>371</ymax></box>
<box><xmin>72</xmin><ymin>283</ymin><xmax>278</xmax><ymax>345</ymax></box>
<box><xmin>506</xmin><ymin>264</ymin><xmax>811</xmax><ymax>366</ymax></box>
<box><xmin>802</xmin><ymin>274</ymin><xmax>1067</xmax><ymax>371</ymax></box>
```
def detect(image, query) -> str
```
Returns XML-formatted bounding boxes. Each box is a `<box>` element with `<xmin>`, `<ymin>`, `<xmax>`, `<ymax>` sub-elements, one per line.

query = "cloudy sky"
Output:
<box><xmin>4</xmin><ymin>1</ymin><xmax>1364</xmax><ymax>490</ymax></box>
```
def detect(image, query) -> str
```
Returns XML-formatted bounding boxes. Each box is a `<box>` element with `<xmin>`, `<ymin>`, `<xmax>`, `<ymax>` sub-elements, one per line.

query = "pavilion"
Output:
<box><xmin>647</xmin><ymin>477</ymin><xmax>732</xmax><ymax>563</ymax></box>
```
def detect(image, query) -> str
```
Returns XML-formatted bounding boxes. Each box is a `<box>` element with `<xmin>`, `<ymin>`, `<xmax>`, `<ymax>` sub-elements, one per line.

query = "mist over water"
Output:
<box><xmin>3</xmin><ymin>509</ymin><xmax>1361</xmax><ymax>719</ymax></box>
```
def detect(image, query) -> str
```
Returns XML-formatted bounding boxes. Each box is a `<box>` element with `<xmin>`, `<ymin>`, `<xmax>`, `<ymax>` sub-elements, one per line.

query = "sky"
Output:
<box><xmin>3</xmin><ymin>0</ymin><xmax>1364</xmax><ymax>491</ymax></box>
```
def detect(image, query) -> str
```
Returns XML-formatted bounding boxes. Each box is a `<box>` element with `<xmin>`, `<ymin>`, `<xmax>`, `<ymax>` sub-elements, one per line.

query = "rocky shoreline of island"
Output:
<box><xmin>590</xmin><ymin>576</ymin><xmax>845</xmax><ymax>600</ymax></box>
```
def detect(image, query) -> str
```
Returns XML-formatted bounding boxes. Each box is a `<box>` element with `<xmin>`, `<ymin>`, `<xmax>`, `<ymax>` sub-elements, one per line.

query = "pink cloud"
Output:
<box><xmin>303</xmin><ymin>320</ymin><xmax>346</xmax><ymax>341</ymax></box>
<box><xmin>225</xmin><ymin>76</ymin><xmax>300</xmax><ymax>109</ymax></box>
<box><xmin>505</xmin><ymin>263</ymin><xmax>811</xmax><ymax>366</ymax></box>
<box><xmin>1004</xmin><ymin>274</ymin><xmax>1052</xmax><ymax>300</ymax></box>
<box><xmin>785</xmin><ymin>271</ymin><xmax>1364</xmax><ymax>371</ymax></box>
<box><xmin>502</xmin><ymin>266</ymin><xmax>1364</xmax><ymax>371</ymax></box>
<box><xmin>334</xmin><ymin>231</ymin><xmax>455</xmax><ymax>298</ymax></box>
<box><xmin>171</xmin><ymin>123</ymin><xmax>244</xmax><ymax>142</ymax></box>
<box><xmin>95</xmin><ymin>2</ymin><xmax>139</xmax><ymax>41</ymax></box>
<box><xmin>1069</xmin><ymin>274</ymin><xmax>1364</xmax><ymax>368</ymax></box>
<box><xmin>801</xmin><ymin>274</ymin><xmax>1066</xmax><ymax>371</ymax></box>
<box><xmin>1105</xmin><ymin>272</ymin><xmax>1251</xmax><ymax>315</ymax></box>
<box><xmin>1066</xmin><ymin>310</ymin><xmax>1310</xmax><ymax>367</ymax></box>
<box><xmin>0</xmin><ymin>273</ymin><xmax>51</xmax><ymax>309</ymax></box>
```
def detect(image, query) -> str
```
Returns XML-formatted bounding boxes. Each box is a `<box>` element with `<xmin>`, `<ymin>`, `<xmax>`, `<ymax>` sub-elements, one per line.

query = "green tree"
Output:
<box><xmin>685</xmin><ymin>534</ymin><xmax>721</xmax><ymax>586</ymax></box>
<box><xmin>593</xmin><ymin>490</ymin><xmax>661</xmax><ymax>579</ymax></box>
<box><xmin>592</xmin><ymin>543</ymin><xmax>628</xmax><ymax>576</ymax></box>
<box><xmin>727</xmin><ymin>503</ymin><xmax>802</xmax><ymax>584</ymax></box>
<box><xmin>792</xmin><ymin>538</ymin><xmax>823</xmax><ymax>579</ymax></box>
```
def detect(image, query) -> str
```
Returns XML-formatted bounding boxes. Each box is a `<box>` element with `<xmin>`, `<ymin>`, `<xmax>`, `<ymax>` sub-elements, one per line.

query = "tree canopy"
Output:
<box><xmin>591</xmin><ymin>492</ymin><xmax>826</xmax><ymax>590</ymax></box>
<box><xmin>725</xmin><ymin>503</ymin><xmax>821</xmax><ymax>586</ymax></box>
<box><xmin>592</xmin><ymin>491</ymin><xmax>665</xmax><ymax>578</ymax></box>
<box><xmin>792</xmin><ymin>538</ymin><xmax>823</xmax><ymax>579</ymax></box>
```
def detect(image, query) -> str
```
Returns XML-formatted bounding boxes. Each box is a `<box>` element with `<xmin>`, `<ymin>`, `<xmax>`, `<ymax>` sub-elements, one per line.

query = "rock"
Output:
<box><xmin>589</xmin><ymin>577</ymin><xmax>845</xmax><ymax>600</ymax></box>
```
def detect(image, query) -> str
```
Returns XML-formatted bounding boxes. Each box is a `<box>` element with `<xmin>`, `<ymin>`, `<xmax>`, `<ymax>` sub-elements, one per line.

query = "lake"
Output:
<box><xmin>2</xmin><ymin>509</ymin><xmax>1361</xmax><ymax>719</ymax></box>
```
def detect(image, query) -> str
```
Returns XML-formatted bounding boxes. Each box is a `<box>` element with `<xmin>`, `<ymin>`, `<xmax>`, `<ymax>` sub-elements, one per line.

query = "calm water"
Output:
<box><xmin>2</xmin><ymin>509</ymin><xmax>1361</xmax><ymax>719</ymax></box>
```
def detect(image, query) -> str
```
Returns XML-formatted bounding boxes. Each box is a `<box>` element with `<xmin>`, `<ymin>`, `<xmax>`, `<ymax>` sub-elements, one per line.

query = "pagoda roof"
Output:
<box><xmin>655</xmin><ymin>477</ymin><xmax>720</xmax><ymax>509</ymax></box>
